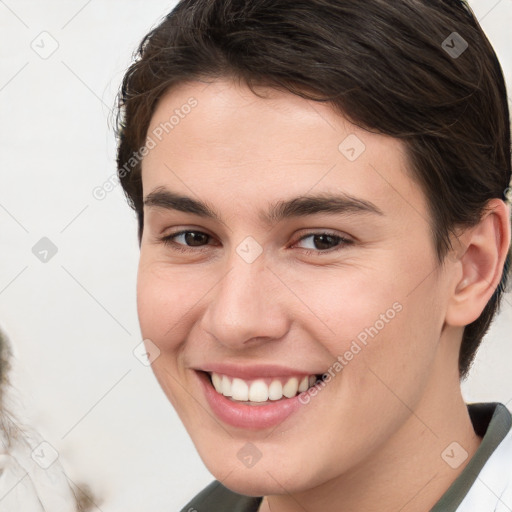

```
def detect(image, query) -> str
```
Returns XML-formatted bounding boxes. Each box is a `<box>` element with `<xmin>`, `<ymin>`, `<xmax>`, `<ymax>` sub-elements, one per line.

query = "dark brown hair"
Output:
<box><xmin>115</xmin><ymin>0</ymin><xmax>511</xmax><ymax>379</ymax></box>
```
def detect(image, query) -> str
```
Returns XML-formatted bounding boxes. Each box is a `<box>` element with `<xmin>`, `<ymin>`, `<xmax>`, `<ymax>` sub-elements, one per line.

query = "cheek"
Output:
<box><xmin>136</xmin><ymin>262</ymin><xmax>197</xmax><ymax>413</ymax></box>
<box><xmin>136</xmin><ymin>257</ymin><xmax>200</xmax><ymax>347</ymax></box>
<box><xmin>136</xmin><ymin>273</ymin><xmax>169</xmax><ymax>342</ymax></box>
<box><xmin>283</xmin><ymin>263</ymin><xmax>403</xmax><ymax>353</ymax></box>
<box><xmin>332</xmin><ymin>275</ymin><xmax>444</xmax><ymax>425</ymax></box>
<box><xmin>295</xmin><ymin>259</ymin><xmax>442</xmax><ymax>396</ymax></box>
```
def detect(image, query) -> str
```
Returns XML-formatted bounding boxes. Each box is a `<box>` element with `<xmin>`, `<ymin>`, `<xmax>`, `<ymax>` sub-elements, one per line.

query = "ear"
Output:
<box><xmin>445</xmin><ymin>198</ymin><xmax>511</xmax><ymax>327</ymax></box>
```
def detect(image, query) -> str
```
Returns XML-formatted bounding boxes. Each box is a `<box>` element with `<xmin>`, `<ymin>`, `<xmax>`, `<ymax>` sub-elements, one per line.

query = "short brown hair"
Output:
<box><xmin>115</xmin><ymin>0</ymin><xmax>511</xmax><ymax>379</ymax></box>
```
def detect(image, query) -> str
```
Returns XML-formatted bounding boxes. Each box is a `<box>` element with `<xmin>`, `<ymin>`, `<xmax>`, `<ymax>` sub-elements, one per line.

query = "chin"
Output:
<box><xmin>206</xmin><ymin>455</ymin><xmax>318</xmax><ymax>497</ymax></box>
<box><xmin>219</xmin><ymin>471</ymin><xmax>292</xmax><ymax>497</ymax></box>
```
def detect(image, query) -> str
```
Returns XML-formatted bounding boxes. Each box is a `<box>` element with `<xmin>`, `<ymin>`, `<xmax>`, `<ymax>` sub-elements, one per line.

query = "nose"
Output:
<box><xmin>199</xmin><ymin>249</ymin><xmax>290</xmax><ymax>349</ymax></box>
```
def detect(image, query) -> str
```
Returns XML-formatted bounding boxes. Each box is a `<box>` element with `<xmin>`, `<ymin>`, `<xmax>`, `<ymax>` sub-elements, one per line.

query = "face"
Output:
<box><xmin>137</xmin><ymin>79</ymin><xmax>454</xmax><ymax>495</ymax></box>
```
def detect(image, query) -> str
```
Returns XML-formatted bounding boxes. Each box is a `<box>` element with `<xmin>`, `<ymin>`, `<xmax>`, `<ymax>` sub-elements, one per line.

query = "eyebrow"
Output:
<box><xmin>143</xmin><ymin>187</ymin><xmax>384</xmax><ymax>225</ymax></box>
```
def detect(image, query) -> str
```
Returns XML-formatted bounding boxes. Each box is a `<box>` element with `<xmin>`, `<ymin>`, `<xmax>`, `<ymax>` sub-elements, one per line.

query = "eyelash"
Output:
<box><xmin>158</xmin><ymin>230</ymin><xmax>353</xmax><ymax>256</ymax></box>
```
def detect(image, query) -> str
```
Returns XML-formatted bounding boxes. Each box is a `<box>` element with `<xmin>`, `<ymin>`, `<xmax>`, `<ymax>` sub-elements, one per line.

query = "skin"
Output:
<box><xmin>137</xmin><ymin>78</ymin><xmax>511</xmax><ymax>512</ymax></box>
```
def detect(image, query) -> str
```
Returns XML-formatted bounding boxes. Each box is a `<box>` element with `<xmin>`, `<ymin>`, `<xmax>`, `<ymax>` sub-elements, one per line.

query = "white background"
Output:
<box><xmin>0</xmin><ymin>1</ymin><xmax>511</xmax><ymax>510</ymax></box>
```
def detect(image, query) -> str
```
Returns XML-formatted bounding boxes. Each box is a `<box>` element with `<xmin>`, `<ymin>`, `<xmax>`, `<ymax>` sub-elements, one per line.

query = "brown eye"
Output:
<box><xmin>181</xmin><ymin>231</ymin><xmax>209</xmax><ymax>246</ymax></box>
<box><xmin>294</xmin><ymin>232</ymin><xmax>353</xmax><ymax>255</ymax></box>
<box><xmin>160</xmin><ymin>230</ymin><xmax>213</xmax><ymax>252</ymax></box>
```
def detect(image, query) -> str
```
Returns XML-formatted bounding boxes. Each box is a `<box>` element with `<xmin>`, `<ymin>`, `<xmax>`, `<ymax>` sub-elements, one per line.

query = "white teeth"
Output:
<box><xmin>211</xmin><ymin>373</ymin><xmax>222</xmax><ymax>392</ymax></box>
<box><xmin>282</xmin><ymin>377</ymin><xmax>299</xmax><ymax>398</ymax></box>
<box><xmin>268</xmin><ymin>380</ymin><xmax>283</xmax><ymax>400</ymax></box>
<box><xmin>249</xmin><ymin>380</ymin><xmax>268</xmax><ymax>402</ymax></box>
<box><xmin>298</xmin><ymin>376</ymin><xmax>309</xmax><ymax>392</ymax></box>
<box><xmin>231</xmin><ymin>378</ymin><xmax>249</xmax><ymax>401</ymax></box>
<box><xmin>221</xmin><ymin>375</ymin><xmax>232</xmax><ymax>396</ymax></box>
<box><xmin>209</xmin><ymin>372</ymin><xmax>318</xmax><ymax>403</ymax></box>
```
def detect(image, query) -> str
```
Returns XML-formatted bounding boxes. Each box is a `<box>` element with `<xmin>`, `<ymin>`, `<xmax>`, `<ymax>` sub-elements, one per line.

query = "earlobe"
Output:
<box><xmin>445</xmin><ymin>199</ymin><xmax>511</xmax><ymax>327</ymax></box>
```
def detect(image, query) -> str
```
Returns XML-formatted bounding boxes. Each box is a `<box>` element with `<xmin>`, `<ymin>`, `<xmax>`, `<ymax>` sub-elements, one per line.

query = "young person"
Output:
<box><xmin>115</xmin><ymin>1</ymin><xmax>512</xmax><ymax>510</ymax></box>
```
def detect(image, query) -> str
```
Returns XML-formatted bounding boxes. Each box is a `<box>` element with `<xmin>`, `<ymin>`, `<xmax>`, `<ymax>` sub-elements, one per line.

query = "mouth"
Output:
<box><xmin>206</xmin><ymin>371</ymin><xmax>322</xmax><ymax>405</ymax></box>
<box><xmin>195</xmin><ymin>370</ymin><xmax>324</xmax><ymax>430</ymax></box>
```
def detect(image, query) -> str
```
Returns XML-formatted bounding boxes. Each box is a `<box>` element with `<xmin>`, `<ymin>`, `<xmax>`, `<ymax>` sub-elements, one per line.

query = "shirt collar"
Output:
<box><xmin>430</xmin><ymin>402</ymin><xmax>512</xmax><ymax>511</ymax></box>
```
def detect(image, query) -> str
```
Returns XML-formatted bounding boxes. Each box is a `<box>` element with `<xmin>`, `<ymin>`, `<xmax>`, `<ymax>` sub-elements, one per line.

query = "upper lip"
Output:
<box><xmin>195</xmin><ymin>363</ymin><xmax>321</xmax><ymax>380</ymax></box>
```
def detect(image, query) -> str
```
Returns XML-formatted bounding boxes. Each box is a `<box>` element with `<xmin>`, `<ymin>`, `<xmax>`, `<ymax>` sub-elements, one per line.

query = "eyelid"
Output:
<box><xmin>293</xmin><ymin>229</ymin><xmax>353</xmax><ymax>244</ymax></box>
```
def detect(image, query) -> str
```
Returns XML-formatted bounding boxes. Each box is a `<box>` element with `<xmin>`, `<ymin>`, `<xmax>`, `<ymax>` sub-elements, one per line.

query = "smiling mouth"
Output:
<box><xmin>203</xmin><ymin>371</ymin><xmax>323</xmax><ymax>405</ymax></box>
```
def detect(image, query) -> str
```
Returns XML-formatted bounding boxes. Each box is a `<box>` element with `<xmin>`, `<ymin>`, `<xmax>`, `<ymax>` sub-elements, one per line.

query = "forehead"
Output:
<box><xmin>141</xmin><ymin>79</ymin><xmax>429</xmax><ymax>225</ymax></box>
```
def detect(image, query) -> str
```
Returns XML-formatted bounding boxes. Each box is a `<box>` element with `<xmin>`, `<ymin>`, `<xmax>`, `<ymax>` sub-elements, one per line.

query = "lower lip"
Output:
<box><xmin>197</xmin><ymin>371</ymin><xmax>309</xmax><ymax>430</ymax></box>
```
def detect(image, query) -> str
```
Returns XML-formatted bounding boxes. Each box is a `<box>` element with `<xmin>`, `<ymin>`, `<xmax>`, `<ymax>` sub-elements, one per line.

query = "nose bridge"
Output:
<box><xmin>201</xmin><ymin>245</ymin><xmax>288</xmax><ymax>347</ymax></box>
